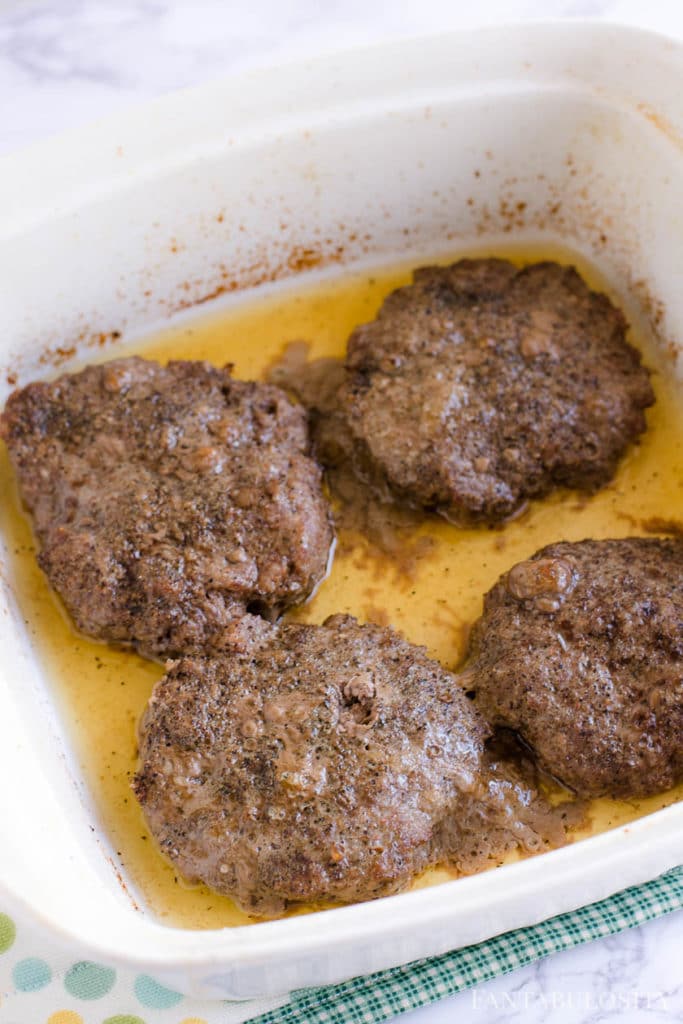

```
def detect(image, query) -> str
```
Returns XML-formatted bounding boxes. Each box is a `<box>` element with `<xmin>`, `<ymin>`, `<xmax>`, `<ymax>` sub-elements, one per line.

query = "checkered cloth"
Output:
<box><xmin>256</xmin><ymin>866</ymin><xmax>683</xmax><ymax>1024</ymax></box>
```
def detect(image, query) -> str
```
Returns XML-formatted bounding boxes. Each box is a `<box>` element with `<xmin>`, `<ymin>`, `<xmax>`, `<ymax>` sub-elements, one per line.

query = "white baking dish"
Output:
<box><xmin>0</xmin><ymin>20</ymin><xmax>682</xmax><ymax>1001</ymax></box>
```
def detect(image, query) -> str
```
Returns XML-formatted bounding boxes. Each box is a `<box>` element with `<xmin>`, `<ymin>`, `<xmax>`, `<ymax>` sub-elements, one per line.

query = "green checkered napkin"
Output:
<box><xmin>254</xmin><ymin>866</ymin><xmax>683</xmax><ymax>1024</ymax></box>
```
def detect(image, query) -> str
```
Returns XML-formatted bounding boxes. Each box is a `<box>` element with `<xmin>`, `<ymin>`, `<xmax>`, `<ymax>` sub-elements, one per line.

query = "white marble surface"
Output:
<box><xmin>0</xmin><ymin>1</ymin><xmax>681</xmax><ymax>1022</ymax></box>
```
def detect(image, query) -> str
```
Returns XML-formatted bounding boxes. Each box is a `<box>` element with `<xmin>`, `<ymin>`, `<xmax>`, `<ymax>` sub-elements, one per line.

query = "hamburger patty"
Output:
<box><xmin>134</xmin><ymin>615</ymin><xmax>567</xmax><ymax>916</ymax></box>
<box><xmin>0</xmin><ymin>357</ymin><xmax>333</xmax><ymax>658</ymax></box>
<box><xmin>318</xmin><ymin>259</ymin><xmax>654</xmax><ymax>524</ymax></box>
<box><xmin>466</xmin><ymin>538</ymin><xmax>683</xmax><ymax>797</ymax></box>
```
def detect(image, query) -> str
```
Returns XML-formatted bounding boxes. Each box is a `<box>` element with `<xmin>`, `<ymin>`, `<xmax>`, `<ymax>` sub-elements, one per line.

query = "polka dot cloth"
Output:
<box><xmin>12</xmin><ymin>957</ymin><xmax>52</xmax><ymax>991</ymax></box>
<box><xmin>0</xmin><ymin>914</ymin><xmax>16</xmax><ymax>954</ymax></box>
<box><xmin>64</xmin><ymin>962</ymin><xmax>116</xmax><ymax>1001</ymax></box>
<box><xmin>134</xmin><ymin>975</ymin><xmax>183</xmax><ymax>1009</ymax></box>
<box><xmin>0</xmin><ymin>906</ymin><xmax>288</xmax><ymax>1024</ymax></box>
<box><xmin>0</xmin><ymin>867</ymin><xmax>681</xmax><ymax>1024</ymax></box>
<box><xmin>102</xmin><ymin>1017</ymin><xmax>147</xmax><ymax>1024</ymax></box>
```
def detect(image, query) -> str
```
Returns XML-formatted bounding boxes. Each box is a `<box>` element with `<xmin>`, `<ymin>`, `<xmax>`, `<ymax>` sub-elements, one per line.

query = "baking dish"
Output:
<box><xmin>0</xmin><ymin>20</ymin><xmax>682</xmax><ymax>1000</ymax></box>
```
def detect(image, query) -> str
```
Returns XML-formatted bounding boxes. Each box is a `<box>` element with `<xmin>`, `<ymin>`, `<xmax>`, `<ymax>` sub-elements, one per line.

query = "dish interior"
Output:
<box><xmin>1</xmin><ymin>240</ymin><xmax>682</xmax><ymax>929</ymax></box>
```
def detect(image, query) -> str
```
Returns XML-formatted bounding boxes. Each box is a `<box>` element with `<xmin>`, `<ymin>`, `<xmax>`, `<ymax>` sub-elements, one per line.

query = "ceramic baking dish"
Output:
<box><xmin>0</xmin><ymin>20</ymin><xmax>682</xmax><ymax>1001</ymax></box>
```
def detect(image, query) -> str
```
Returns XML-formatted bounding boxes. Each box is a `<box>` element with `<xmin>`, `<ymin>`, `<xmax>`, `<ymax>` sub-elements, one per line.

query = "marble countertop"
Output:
<box><xmin>1</xmin><ymin>1</ymin><xmax>681</xmax><ymax>1023</ymax></box>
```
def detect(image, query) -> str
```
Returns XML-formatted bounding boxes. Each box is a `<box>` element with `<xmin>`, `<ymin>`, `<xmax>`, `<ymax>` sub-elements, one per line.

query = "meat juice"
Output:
<box><xmin>1</xmin><ymin>242</ymin><xmax>681</xmax><ymax>927</ymax></box>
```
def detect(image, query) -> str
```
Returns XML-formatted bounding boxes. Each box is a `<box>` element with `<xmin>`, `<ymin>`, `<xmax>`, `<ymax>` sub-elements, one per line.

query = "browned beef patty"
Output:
<box><xmin>134</xmin><ymin>615</ymin><xmax>564</xmax><ymax>916</ymax></box>
<box><xmin>320</xmin><ymin>260</ymin><xmax>654</xmax><ymax>524</ymax></box>
<box><xmin>0</xmin><ymin>357</ymin><xmax>333</xmax><ymax>658</ymax></box>
<box><xmin>467</xmin><ymin>538</ymin><xmax>683</xmax><ymax>798</ymax></box>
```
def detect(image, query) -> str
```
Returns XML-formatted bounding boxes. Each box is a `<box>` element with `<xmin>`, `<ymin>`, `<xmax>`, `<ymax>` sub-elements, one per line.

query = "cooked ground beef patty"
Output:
<box><xmin>0</xmin><ymin>357</ymin><xmax>333</xmax><ymax>658</ymax></box>
<box><xmin>467</xmin><ymin>538</ymin><xmax>683</xmax><ymax>797</ymax></box>
<box><xmin>318</xmin><ymin>259</ymin><xmax>654</xmax><ymax>524</ymax></box>
<box><xmin>134</xmin><ymin>614</ymin><xmax>566</xmax><ymax>916</ymax></box>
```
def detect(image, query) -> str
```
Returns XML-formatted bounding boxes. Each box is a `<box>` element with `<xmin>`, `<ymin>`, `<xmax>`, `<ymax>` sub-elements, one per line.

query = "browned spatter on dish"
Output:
<box><xmin>637</xmin><ymin>104</ymin><xmax>683</xmax><ymax>153</ymax></box>
<box><xmin>105</xmin><ymin>855</ymin><xmax>140</xmax><ymax>912</ymax></box>
<box><xmin>37</xmin><ymin>330</ymin><xmax>123</xmax><ymax>371</ymax></box>
<box><xmin>172</xmin><ymin>244</ymin><xmax>347</xmax><ymax>315</ymax></box>
<box><xmin>286</xmin><ymin>246</ymin><xmax>327</xmax><ymax>273</ymax></box>
<box><xmin>8</xmin><ymin>168</ymin><xmax>678</xmax><ymax>393</ymax></box>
